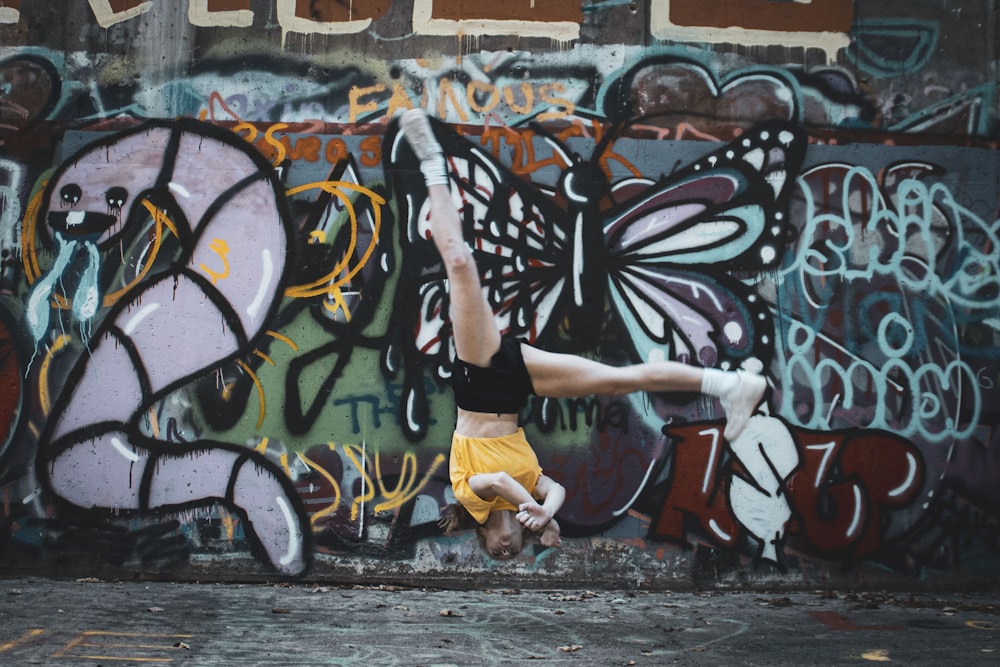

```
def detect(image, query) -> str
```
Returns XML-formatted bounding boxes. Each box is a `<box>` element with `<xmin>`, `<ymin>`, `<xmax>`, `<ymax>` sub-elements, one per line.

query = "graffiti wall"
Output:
<box><xmin>0</xmin><ymin>0</ymin><xmax>997</xmax><ymax>587</ymax></box>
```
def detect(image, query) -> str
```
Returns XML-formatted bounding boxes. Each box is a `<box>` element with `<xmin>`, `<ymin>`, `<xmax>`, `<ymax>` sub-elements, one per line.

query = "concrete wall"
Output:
<box><xmin>0</xmin><ymin>0</ymin><xmax>998</xmax><ymax>589</ymax></box>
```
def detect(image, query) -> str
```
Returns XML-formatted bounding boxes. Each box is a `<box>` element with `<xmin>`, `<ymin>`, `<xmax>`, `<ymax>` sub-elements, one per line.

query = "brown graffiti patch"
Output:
<box><xmin>668</xmin><ymin>0</ymin><xmax>852</xmax><ymax>32</ymax></box>
<box><xmin>0</xmin><ymin>57</ymin><xmax>57</xmax><ymax>133</ymax></box>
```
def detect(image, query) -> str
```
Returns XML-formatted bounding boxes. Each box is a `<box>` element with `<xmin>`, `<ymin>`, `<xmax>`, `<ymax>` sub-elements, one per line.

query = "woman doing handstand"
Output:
<box><xmin>397</xmin><ymin>109</ymin><xmax>767</xmax><ymax>560</ymax></box>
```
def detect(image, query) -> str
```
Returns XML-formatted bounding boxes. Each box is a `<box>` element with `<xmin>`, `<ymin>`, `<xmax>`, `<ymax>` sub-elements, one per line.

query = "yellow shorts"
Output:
<box><xmin>449</xmin><ymin>429</ymin><xmax>542</xmax><ymax>524</ymax></box>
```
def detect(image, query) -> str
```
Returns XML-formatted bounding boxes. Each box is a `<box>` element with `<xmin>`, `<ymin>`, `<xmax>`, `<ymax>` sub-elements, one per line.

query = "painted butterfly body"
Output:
<box><xmin>383</xmin><ymin>117</ymin><xmax>806</xmax><ymax>440</ymax></box>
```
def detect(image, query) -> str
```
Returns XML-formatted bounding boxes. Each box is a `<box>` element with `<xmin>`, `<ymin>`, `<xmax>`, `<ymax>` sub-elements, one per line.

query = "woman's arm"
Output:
<box><xmin>531</xmin><ymin>476</ymin><xmax>564</xmax><ymax>547</ymax></box>
<box><xmin>532</xmin><ymin>474</ymin><xmax>566</xmax><ymax>518</ymax></box>
<box><xmin>516</xmin><ymin>474</ymin><xmax>565</xmax><ymax>531</ymax></box>
<box><xmin>466</xmin><ymin>472</ymin><xmax>565</xmax><ymax>532</ymax></box>
<box><xmin>467</xmin><ymin>471</ymin><xmax>536</xmax><ymax>508</ymax></box>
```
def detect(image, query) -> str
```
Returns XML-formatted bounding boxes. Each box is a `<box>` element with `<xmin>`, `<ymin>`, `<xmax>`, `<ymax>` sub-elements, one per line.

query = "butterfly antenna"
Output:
<box><xmin>591</xmin><ymin>118</ymin><xmax>624</xmax><ymax>162</ymax></box>
<box><xmin>527</xmin><ymin>120</ymin><xmax>577</xmax><ymax>166</ymax></box>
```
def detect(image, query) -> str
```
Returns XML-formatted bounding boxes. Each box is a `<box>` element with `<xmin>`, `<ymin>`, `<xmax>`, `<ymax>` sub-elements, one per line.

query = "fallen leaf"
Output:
<box><xmin>766</xmin><ymin>597</ymin><xmax>794</xmax><ymax>607</ymax></box>
<box><xmin>272</xmin><ymin>608</ymin><xmax>291</xmax><ymax>614</ymax></box>
<box><xmin>557</xmin><ymin>645</ymin><xmax>582</xmax><ymax>653</ymax></box>
<box><xmin>548</xmin><ymin>591</ymin><xmax>598</xmax><ymax>602</ymax></box>
<box><xmin>861</xmin><ymin>649</ymin><xmax>891</xmax><ymax>662</ymax></box>
<box><xmin>379</xmin><ymin>584</ymin><xmax>405</xmax><ymax>591</ymax></box>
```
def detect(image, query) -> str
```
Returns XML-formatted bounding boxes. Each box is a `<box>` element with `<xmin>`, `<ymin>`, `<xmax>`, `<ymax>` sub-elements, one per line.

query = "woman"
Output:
<box><xmin>397</xmin><ymin>109</ymin><xmax>766</xmax><ymax>560</ymax></box>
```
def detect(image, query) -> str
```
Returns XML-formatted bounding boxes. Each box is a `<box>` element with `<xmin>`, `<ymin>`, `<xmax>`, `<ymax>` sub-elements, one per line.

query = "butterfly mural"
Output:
<box><xmin>382</xmin><ymin>116</ymin><xmax>806</xmax><ymax>440</ymax></box>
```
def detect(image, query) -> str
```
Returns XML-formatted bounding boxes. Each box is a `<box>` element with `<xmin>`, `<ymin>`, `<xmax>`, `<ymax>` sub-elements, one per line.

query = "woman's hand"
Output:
<box><xmin>517</xmin><ymin>506</ymin><xmax>562</xmax><ymax>547</ymax></box>
<box><xmin>516</xmin><ymin>502</ymin><xmax>552</xmax><ymax>531</ymax></box>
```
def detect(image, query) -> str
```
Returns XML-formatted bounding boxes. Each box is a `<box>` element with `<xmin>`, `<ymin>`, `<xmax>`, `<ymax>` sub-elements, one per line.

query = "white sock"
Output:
<box><xmin>419</xmin><ymin>157</ymin><xmax>449</xmax><ymax>188</ymax></box>
<box><xmin>701</xmin><ymin>368</ymin><xmax>739</xmax><ymax>398</ymax></box>
<box><xmin>399</xmin><ymin>109</ymin><xmax>449</xmax><ymax>188</ymax></box>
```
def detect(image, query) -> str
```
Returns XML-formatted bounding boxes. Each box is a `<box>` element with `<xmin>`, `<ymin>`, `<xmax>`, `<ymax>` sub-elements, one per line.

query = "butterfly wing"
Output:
<box><xmin>609</xmin><ymin>264</ymin><xmax>772</xmax><ymax>369</ymax></box>
<box><xmin>605</xmin><ymin>121</ymin><xmax>806</xmax><ymax>369</ymax></box>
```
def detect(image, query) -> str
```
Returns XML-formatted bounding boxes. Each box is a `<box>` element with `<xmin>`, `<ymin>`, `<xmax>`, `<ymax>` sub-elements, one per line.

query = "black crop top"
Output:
<box><xmin>452</xmin><ymin>338</ymin><xmax>535</xmax><ymax>414</ymax></box>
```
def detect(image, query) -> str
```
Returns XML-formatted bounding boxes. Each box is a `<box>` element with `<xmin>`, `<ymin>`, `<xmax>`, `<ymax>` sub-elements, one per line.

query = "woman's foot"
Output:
<box><xmin>539</xmin><ymin>519</ymin><xmax>562</xmax><ymax>548</ymax></box>
<box><xmin>720</xmin><ymin>371</ymin><xmax>767</xmax><ymax>442</ymax></box>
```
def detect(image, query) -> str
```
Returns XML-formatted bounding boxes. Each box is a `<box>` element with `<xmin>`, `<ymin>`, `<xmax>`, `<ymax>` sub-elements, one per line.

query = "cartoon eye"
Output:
<box><xmin>60</xmin><ymin>184</ymin><xmax>82</xmax><ymax>206</ymax></box>
<box><xmin>105</xmin><ymin>187</ymin><xmax>128</xmax><ymax>211</ymax></box>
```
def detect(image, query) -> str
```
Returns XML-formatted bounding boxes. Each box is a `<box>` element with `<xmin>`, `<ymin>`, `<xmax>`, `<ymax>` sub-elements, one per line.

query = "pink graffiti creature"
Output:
<box><xmin>28</xmin><ymin>119</ymin><xmax>311</xmax><ymax>576</ymax></box>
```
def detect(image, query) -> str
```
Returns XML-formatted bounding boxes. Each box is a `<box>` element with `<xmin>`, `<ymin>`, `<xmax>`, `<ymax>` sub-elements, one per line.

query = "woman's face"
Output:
<box><xmin>481</xmin><ymin>510</ymin><xmax>524</xmax><ymax>560</ymax></box>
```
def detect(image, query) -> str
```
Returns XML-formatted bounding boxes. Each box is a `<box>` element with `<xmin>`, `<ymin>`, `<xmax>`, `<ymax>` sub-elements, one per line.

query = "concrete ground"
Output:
<box><xmin>1</xmin><ymin>577</ymin><xmax>998</xmax><ymax>666</ymax></box>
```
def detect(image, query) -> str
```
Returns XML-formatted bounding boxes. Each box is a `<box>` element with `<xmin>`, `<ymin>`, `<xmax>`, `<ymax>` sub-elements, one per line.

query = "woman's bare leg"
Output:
<box><xmin>399</xmin><ymin>110</ymin><xmax>500</xmax><ymax>366</ymax></box>
<box><xmin>522</xmin><ymin>344</ymin><xmax>766</xmax><ymax>442</ymax></box>
<box><xmin>424</xmin><ymin>184</ymin><xmax>500</xmax><ymax>366</ymax></box>
<box><xmin>522</xmin><ymin>345</ymin><xmax>702</xmax><ymax>396</ymax></box>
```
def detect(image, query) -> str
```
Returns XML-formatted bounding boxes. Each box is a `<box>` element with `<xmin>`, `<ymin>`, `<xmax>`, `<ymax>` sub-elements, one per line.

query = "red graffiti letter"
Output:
<box><xmin>651</xmin><ymin>424</ymin><xmax>739</xmax><ymax>548</ymax></box>
<box><xmin>787</xmin><ymin>430</ymin><xmax>924</xmax><ymax>558</ymax></box>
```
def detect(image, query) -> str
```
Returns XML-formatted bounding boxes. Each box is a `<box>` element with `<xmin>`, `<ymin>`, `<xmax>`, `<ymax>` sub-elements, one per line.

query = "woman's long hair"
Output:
<box><xmin>438</xmin><ymin>502</ymin><xmax>478</xmax><ymax>535</ymax></box>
